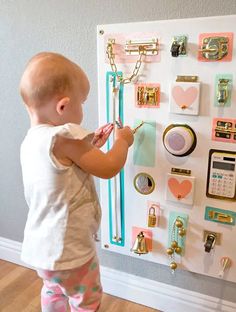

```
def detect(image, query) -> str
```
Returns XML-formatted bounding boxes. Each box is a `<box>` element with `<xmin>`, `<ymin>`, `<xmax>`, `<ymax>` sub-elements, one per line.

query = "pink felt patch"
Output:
<box><xmin>168</xmin><ymin>178</ymin><xmax>192</xmax><ymax>199</ymax></box>
<box><xmin>172</xmin><ymin>86</ymin><xmax>198</xmax><ymax>108</ymax></box>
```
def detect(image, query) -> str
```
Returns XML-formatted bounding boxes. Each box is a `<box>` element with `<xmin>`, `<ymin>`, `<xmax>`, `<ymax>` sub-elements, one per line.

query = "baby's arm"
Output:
<box><xmin>53</xmin><ymin>126</ymin><xmax>134</xmax><ymax>179</ymax></box>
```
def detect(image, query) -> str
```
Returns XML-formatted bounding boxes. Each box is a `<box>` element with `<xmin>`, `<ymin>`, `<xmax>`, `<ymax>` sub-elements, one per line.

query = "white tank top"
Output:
<box><xmin>20</xmin><ymin>123</ymin><xmax>101</xmax><ymax>270</ymax></box>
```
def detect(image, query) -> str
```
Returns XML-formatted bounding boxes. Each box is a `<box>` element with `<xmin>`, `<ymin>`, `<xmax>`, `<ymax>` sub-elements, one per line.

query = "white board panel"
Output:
<box><xmin>97</xmin><ymin>15</ymin><xmax>236</xmax><ymax>282</ymax></box>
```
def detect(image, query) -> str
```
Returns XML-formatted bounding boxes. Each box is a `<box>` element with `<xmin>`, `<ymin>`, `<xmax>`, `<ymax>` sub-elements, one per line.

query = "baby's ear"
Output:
<box><xmin>56</xmin><ymin>97</ymin><xmax>70</xmax><ymax>115</ymax></box>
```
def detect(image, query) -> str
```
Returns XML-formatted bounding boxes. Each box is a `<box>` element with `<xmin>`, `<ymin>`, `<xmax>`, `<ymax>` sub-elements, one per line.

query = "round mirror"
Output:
<box><xmin>134</xmin><ymin>173</ymin><xmax>155</xmax><ymax>195</ymax></box>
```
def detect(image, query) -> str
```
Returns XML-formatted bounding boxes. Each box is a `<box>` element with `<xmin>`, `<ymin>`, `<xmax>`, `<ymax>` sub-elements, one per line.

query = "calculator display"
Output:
<box><xmin>213</xmin><ymin>161</ymin><xmax>235</xmax><ymax>171</ymax></box>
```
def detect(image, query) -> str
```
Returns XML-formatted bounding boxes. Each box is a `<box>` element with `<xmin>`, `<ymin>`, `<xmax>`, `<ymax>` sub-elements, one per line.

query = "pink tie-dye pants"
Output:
<box><xmin>37</xmin><ymin>255</ymin><xmax>102</xmax><ymax>312</ymax></box>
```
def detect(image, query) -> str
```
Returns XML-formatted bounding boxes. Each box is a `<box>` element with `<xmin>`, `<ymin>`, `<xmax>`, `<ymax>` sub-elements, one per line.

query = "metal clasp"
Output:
<box><xmin>125</xmin><ymin>38</ymin><xmax>159</xmax><ymax>55</ymax></box>
<box><xmin>208</xmin><ymin>210</ymin><xmax>234</xmax><ymax>224</ymax></box>
<box><xmin>137</xmin><ymin>86</ymin><xmax>159</xmax><ymax>106</ymax></box>
<box><xmin>217</xmin><ymin>79</ymin><xmax>229</xmax><ymax>105</ymax></box>
<box><xmin>199</xmin><ymin>36</ymin><xmax>229</xmax><ymax>60</ymax></box>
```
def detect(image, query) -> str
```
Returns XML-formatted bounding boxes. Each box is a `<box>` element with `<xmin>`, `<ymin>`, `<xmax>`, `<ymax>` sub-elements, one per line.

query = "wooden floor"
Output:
<box><xmin>0</xmin><ymin>260</ymin><xmax>159</xmax><ymax>312</ymax></box>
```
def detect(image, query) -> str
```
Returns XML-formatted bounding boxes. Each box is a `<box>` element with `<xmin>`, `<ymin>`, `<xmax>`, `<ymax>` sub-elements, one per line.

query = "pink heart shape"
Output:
<box><xmin>168</xmin><ymin>178</ymin><xmax>192</xmax><ymax>199</ymax></box>
<box><xmin>172</xmin><ymin>86</ymin><xmax>198</xmax><ymax>108</ymax></box>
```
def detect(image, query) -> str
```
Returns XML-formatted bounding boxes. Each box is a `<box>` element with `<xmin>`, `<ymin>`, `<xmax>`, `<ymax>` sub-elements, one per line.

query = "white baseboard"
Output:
<box><xmin>1</xmin><ymin>236</ymin><xmax>236</xmax><ymax>312</ymax></box>
<box><xmin>0</xmin><ymin>236</ymin><xmax>26</xmax><ymax>267</ymax></box>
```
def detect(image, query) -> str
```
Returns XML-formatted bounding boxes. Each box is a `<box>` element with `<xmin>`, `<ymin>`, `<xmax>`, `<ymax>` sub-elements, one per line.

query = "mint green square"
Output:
<box><xmin>133</xmin><ymin>120</ymin><xmax>156</xmax><ymax>167</ymax></box>
<box><xmin>214</xmin><ymin>74</ymin><xmax>233</xmax><ymax>107</ymax></box>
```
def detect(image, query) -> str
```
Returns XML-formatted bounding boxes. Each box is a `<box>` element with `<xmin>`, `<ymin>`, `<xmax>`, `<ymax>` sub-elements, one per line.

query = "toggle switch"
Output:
<box><xmin>203</xmin><ymin>230</ymin><xmax>221</xmax><ymax>253</ymax></box>
<box><xmin>170</xmin><ymin>35</ymin><xmax>187</xmax><ymax>57</ymax></box>
<box><xmin>204</xmin><ymin>233</ymin><xmax>216</xmax><ymax>252</ymax></box>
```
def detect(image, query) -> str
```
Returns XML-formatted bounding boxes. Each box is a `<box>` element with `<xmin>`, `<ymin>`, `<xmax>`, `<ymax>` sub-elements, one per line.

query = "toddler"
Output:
<box><xmin>19</xmin><ymin>52</ymin><xmax>134</xmax><ymax>312</ymax></box>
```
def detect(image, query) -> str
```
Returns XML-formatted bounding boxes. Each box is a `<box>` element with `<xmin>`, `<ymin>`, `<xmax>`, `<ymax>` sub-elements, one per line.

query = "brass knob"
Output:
<box><xmin>175</xmin><ymin>246</ymin><xmax>182</xmax><ymax>254</ymax></box>
<box><xmin>178</xmin><ymin>228</ymin><xmax>186</xmax><ymax>237</ymax></box>
<box><xmin>166</xmin><ymin>248</ymin><xmax>174</xmax><ymax>255</ymax></box>
<box><xmin>170</xmin><ymin>262</ymin><xmax>177</xmax><ymax>270</ymax></box>
<box><xmin>175</xmin><ymin>219</ymin><xmax>183</xmax><ymax>228</ymax></box>
<box><xmin>171</xmin><ymin>241</ymin><xmax>178</xmax><ymax>248</ymax></box>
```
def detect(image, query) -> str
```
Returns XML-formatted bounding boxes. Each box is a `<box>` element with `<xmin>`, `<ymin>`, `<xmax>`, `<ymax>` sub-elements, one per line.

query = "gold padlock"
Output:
<box><xmin>148</xmin><ymin>206</ymin><xmax>157</xmax><ymax>227</ymax></box>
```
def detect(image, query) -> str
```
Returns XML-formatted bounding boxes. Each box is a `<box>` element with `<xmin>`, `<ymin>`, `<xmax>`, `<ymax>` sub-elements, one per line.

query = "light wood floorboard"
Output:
<box><xmin>0</xmin><ymin>260</ymin><xmax>159</xmax><ymax>312</ymax></box>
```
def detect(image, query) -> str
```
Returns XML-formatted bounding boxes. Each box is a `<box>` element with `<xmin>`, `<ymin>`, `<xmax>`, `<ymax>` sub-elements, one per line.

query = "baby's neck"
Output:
<box><xmin>29</xmin><ymin>114</ymin><xmax>55</xmax><ymax>127</ymax></box>
<box><xmin>27</xmin><ymin>108</ymin><xmax>56</xmax><ymax>127</ymax></box>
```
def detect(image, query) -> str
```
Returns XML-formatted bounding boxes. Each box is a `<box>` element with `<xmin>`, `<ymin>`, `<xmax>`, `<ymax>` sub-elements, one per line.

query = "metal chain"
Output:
<box><xmin>106</xmin><ymin>40</ymin><xmax>146</xmax><ymax>84</ymax></box>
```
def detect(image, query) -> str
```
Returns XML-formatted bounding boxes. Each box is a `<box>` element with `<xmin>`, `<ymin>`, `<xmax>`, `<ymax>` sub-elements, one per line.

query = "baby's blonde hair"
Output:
<box><xmin>20</xmin><ymin>52</ymin><xmax>76</xmax><ymax>107</ymax></box>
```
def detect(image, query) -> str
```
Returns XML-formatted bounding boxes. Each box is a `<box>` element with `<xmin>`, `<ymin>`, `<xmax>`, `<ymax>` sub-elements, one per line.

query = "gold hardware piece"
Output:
<box><xmin>214</xmin><ymin>120</ymin><xmax>236</xmax><ymax>141</ymax></box>
<box><xmin>208</xmin><ymin>210</ymin><xmax>234</xmax><ymax>224</ymax></box>
<box><xmin>200</xmin><ymin>36</ymin><xmax>229</xmax><ymax>60</ymax></box>
<box><xmin>137</xmin><ymin>86</ymin><xmax>159</xmax><ymax>106</ymax></box>
<box><xmin>170</xmin><ymin>240</ymin><xmax>178</xmax><ymax>249</ymax></box>
<box><xmin>178</xmin><ymin>228</ymin><xmax>186</xmax><ymax>237</ymax></box>
<box><xmin>217</xmin><ymin>79</ymin><xmax>229</xmax><ymax>105</ymax></box>
<box><xmin>166</xmin><ymin>248</ymin><xmax>174</xmax><ymax>255</ymax></box>
<box><xmin>167</xmin><ymin>217</ymin><xmax>187</xmax><ymax>272</ymax></box>
<box><xmin>175</xmin><ymin>219</ymin><xmax>183</xmax><ymax>228</ymax></box>
<box><xmin>215</xmin><ymin>121</ymin><xmax>236</xmax><ymax>140</ymax></box>
<box><xmin>170</xmin><ymin>262</ymin><xmax>177</xmax><ymax>271</ymax></box>
<box><xmin>131</xmin><ymin>231</ymin><xmax>149</xmax><ymax>255</ymax></box>
<box><xmin>175</xmin><ymin>246</ymin><xmax>182</xmax><ymax>254</ymax></box>
<box><xmin>148</xmin><ymin>206</ymin><xmax>157</xmax><ymax>227</ymax></box>
<box><xmin>215</xmin><ymin>126</ymin><xmax>235</xmax><ymax>132</ymax></box>
<box><xmin>203</xmin><ymin>230</ymin><xmax>221</xmax><ymax>246</ymax></box>
<box><xmin>106</xmin><ymin>38</ymin><xmax>157</xmax><ymax>84</ymax></box>
<box><xmin>171</xmin><ymin>35</ymin><xmax>187</xmax><ymax>57</ymax></box>
<box><xmin>176</xmin><ymin>75</ymin><xmax>198</xmax><ymax>82</ymax></box>
<box><xmin>125</xmin><ymin>38</ymin><xmax>158</xmax><ymax>55</ymax></box>
<box><xmin>171</xmin><ymin>168</ymin><xmax>191</xmax><ymax>176</ymax></box>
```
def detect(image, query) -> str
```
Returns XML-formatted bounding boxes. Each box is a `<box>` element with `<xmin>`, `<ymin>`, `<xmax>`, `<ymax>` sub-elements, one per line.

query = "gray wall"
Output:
<box><xmin>1</xmin><ymin>0</ymin><xmax>236</xmax><ymax>303</ymax></box>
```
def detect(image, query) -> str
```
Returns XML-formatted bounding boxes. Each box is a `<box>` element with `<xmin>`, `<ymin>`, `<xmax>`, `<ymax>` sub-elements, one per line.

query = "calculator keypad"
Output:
<box><xmin>209</xmin><ymin>170</ymin><xmax>235</xmax><ymax>198</ymax></box>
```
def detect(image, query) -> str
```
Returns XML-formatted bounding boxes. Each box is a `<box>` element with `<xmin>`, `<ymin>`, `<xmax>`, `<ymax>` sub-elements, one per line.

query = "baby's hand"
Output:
<box><xmin>115</xmin><ymin>126</ymin><xmax>134</xmax><ymax>147</ymax></box>
<box><xmin>92</xmin><ymin>123</ymin><xmax>114</xmax><ymax>148</ymax></box>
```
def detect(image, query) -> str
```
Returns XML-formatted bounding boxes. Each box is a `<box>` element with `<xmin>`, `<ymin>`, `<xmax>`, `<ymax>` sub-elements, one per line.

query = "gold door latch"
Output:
<box><xmin>214</xmin><ymin>120</ymin><xmax>236</xmax><ymax>140</ymax></box>
<box><xmin>137</xmin><ymin>86</ymin><xmax>159</xmax><ymax>106</ymax></box>
<box><xmin>217</xmin><ymin>79</ymin><xmax>229</xmax><ymax>105</ymax></box>
<box><xmin>199</xmin><ymin>36</ymin><xmax>229</xmax><ymax>60</ymax></box>
<box><xmin>125</xmin><ymin>39</ymin><xmax>159</xmax><ymax>55</ymax></box>
<box><xmin>106</xmin><ymin>38</ymin><xmax>158</xmax><ymax>84</ymax></box>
